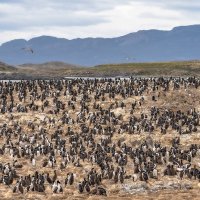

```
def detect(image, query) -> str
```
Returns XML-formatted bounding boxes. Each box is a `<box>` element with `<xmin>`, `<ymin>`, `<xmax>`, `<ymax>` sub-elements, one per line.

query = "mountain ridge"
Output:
<box><xmin>1</xmin><ymin>24</ymin><xmax>200</xmax><ymax>66</ymax></box>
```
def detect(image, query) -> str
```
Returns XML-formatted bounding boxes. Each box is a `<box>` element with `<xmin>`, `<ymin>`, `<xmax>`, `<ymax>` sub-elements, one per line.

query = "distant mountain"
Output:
<box><xmin>0</xmin><ymin>25</ymin><xmax>200</xmax><ymax>66</ymax></box>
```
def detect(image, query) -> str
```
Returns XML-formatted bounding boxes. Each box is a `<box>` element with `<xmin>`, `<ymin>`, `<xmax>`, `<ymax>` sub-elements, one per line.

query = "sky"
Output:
<box><xmin>0</xmin><ymin>0</ymin><xmax>200</xmax><ymax>44</ymax></box>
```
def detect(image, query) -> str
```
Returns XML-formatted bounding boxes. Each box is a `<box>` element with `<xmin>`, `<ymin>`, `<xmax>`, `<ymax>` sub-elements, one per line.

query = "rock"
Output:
<box><xmin>181</xmin><ymin>183</ymin><xmax>193</xmax><ymax>190</ymax></box>
<box><xmin>166</xmin><ymin>182</ymin><xmax>181</xmax><ymax>190</ymax></box>
<box><xmin>122</xmin><ymin>183</ymin><xmax>149</xmax><ymax>194</ymax></box>
<box><xmin>151</xmin><ymin>183</ymin><xmax>166</xmax><ymax>191</ymax></box>
<box><xmin>150</xmin><ymin>181</ymin><xmax>193</xmax><ymax>192</ymax></box>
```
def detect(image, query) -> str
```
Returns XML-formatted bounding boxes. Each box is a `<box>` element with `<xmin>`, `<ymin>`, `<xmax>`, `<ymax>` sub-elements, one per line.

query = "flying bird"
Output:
<box><xmin>21</xmin><ymin>47</ymin><xmax>34</xmax><ymax>54</ymax></box>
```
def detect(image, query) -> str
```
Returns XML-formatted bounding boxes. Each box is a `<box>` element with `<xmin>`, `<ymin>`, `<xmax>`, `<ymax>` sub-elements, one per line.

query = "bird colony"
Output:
<box><xmin>0</xmin><ymin>77</ymin><xmax>200</xmax><ymax>199</ymax></box>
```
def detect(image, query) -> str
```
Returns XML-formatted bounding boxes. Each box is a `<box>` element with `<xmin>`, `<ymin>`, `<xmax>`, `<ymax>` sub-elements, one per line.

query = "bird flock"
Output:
<box><xmin>0</xmin><ymin>77</ymin><xmax>200</xmax><ymax>198</ymax></box>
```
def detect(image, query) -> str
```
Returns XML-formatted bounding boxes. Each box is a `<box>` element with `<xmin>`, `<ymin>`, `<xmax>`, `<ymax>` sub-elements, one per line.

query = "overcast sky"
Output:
<box><xmin>0</xmin><ymin>0</ymin><xmax>200</xmax><ymax>44</ymax></box>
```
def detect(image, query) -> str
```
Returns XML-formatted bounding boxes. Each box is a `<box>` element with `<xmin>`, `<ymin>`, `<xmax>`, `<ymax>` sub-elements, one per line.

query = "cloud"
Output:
<box><xmin>0</xmin><ymin>0</ymin><xmax>200</xmax><ymax>44</ymax></box>
<box><xmin>133</xmin><ymin>0</ymin><xmax>200</xmax><ymax>12</ymax></box>
<box><xmin>0</xmin><ymin>1</ymin><xmax>110</xmax><ymax>30</ymax></box>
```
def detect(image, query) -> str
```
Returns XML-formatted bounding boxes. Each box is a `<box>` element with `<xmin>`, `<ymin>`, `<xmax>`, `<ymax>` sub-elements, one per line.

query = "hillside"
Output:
<box><xmin>89</xmin><ymin>61</ymin><xmax>200</xmax><ymax>77</ymax></box>
<box><xmin>0</xmin><ymin>25</ymin><xmax>200</xmax><ymax>66</ymax></box>
<box><xmin>13</xmin><ymin>61</ymin><xmax>200</xmax><ymax>79</ymax></box>
<box><xmin>1</xmin><ymin>60</ymin><xmax>200</xmax><ymax>79</ymax></box>
<box><xmin>0</xmin><ymin>61</ymin><xmax>16</xmax><ymax>71</ymax></box>
<box><xmin>19</xmin><ymin>61</ymin><xmax>80</xmax><ymax>70</ymax></box>
<box><xmin>16</xmin><ymin>62</ymin><xmax>82</xmax><ymax>78</ymax></box>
